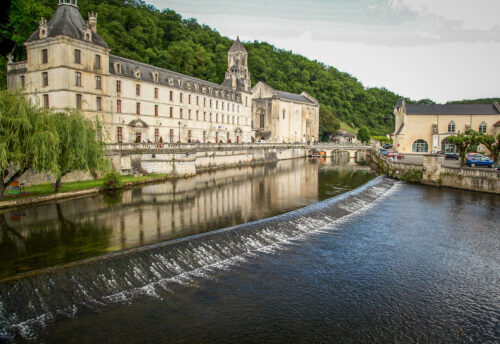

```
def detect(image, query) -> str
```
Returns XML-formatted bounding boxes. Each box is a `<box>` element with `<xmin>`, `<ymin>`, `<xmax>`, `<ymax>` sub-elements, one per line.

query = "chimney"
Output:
<box><xmin>88</xmin><ymin>11</ymin><xmax>97</xmax><ymax>33</ymax></box>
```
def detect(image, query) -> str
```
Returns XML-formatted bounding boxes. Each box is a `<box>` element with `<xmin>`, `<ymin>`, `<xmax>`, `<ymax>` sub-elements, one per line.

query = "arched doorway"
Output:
<box><xmin>412</xmin><ymin>139</ymin><xmax>429</xmax><ymax>152</ymax></box>
<box><xmin>441</xmin><ymin>137</ymin><xmax>457</xmax><ymax>153</ymax></box>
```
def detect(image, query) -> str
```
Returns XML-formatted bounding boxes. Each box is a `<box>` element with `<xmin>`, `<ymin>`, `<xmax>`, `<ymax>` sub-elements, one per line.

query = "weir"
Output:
<box><xmin>0</xmin><ymin>176</ymin><xmax>396</xmax><ymax>339</ymax></box>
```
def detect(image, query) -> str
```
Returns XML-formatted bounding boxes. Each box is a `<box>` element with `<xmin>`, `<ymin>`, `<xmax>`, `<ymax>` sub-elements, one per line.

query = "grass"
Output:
<box><xmin>339</xmin><ymin>121</ymin><xmax>357</xmax><ymax>134</ymax></box>
<box><xmin>3</xmin><ymin>174</ymin><xmax>165</xmax><ymax>199</ymax></box>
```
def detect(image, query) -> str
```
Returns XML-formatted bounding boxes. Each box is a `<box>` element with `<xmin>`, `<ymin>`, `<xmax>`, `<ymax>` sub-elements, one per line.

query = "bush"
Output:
<box><xmin>103</xmin><ymin>170</ymin><xmax>123</xmax><ymax>190</ymax></box>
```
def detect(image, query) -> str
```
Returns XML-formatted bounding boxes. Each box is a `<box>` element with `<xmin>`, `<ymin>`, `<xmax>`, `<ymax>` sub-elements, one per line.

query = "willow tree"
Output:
<box><xmin>51</xmin><ymin>110</ymin><xmax>108</xmax><ymax>192</ymax></box>
<box><xmin>0</xmin><ymin>90</ymin><xmax>59</xmax><ymax>199</ymax></box>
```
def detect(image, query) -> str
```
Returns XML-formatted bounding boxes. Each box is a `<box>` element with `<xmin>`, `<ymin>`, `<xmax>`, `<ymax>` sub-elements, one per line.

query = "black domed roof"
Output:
<box><xmin>26</xmin><ymin>2</ymin><xmax>108</xmax><ymax>48</ymax></box>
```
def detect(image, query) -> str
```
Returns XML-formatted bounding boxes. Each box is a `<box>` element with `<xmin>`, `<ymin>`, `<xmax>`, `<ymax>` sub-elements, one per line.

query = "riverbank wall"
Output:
<box><xmin>368</xmin><ymin>150</ymin><xmax>500</xmax><ymax>194</ymax></box>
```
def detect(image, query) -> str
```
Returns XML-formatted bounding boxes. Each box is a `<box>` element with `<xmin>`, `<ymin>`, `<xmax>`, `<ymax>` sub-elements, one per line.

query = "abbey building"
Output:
<box><xmin>6</xmin><ymin>0</ymin><xmax>319</xmax><ymax>144</ymax></box>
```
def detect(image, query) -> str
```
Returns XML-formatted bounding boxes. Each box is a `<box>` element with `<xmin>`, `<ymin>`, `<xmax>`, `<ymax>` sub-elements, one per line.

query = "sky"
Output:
<box><xmin>146</xmin><ymin>0</ymin><xmax>500</xmax><ymax>103</ymax></box>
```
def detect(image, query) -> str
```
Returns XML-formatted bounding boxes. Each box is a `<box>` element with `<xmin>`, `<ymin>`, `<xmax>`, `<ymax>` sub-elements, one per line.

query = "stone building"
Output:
<box><xmin>393</xmin><ymin>99</ymin><xmax>500</xmax><ymax>153</ymax></box>
<box><xmin>251</xmin><ymin>81</ymin><xmax>319</xmax><ymax>143</ymax></box>
<box><xmin>6</xmin><ymin>0</ymin><xmax>253</xmax><ymax>144</ymax></box>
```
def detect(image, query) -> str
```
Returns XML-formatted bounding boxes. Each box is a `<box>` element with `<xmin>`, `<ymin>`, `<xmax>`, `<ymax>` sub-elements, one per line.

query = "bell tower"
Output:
<box><xmin>223</xmin><ymin>37</ymin><xmax>251</xmax><ymax>92</ymax></box>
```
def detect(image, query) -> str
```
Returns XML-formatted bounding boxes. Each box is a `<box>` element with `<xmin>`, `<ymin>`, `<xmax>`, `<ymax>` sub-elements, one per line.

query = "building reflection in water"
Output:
<box><xmin>0</xmin><ymin>159</ymin><xmax>329</xmax><ymax>278</ymax></box>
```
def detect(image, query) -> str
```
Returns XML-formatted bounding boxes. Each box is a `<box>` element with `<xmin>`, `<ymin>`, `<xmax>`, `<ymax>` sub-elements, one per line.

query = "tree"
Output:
<box><xmin>478</xmin><ymin>133</ymin><xmax>500</xmax><ymax>164</ymax></box>
<box><xmin>51</xmin><ymin>110</ymin><xmax>108</xmax><ymax>192</ymax></box>
<box><xmin>357</xmin><ymin>126</ymin><xmax>370</xmax><ymax>144</ymax></box>
<box><xmin>0</xmin><ymin>90</ymin><xmax>59</xmax><ymax>199</ymax></box>
<box><xmin>446</xmin><ymin>130</ymin><xmax>481</xmax><ymax>165</ymax></box>
<box><xmin>319</xmin><ymin>106</ymin><xmax>340</xmax><ymax>141</ymax></box>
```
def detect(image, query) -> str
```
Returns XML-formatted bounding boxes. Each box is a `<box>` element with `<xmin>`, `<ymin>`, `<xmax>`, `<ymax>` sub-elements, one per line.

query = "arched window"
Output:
<box><xmin>448</xmin><ymin>121</ymin><xmax>455</xmax><ymax>133</ymax></box>
<box><xmin>441</xmin><ymin>137</ymin><xmax>457</xmax><ymax>153</ymax></box>
<box><xmin>257</xmin><ymin>109</ymin><xmax>265</xmax><ymax>128</ymax></box>
<box><xmin>412</xmin><ymin>139</ymin><xmax>429</xmax><ymax>152</ymax></box>
<box><xmin>479</xmin><ymin>122</ymin><xmax>487</xmax><ymax>134</ymax></box>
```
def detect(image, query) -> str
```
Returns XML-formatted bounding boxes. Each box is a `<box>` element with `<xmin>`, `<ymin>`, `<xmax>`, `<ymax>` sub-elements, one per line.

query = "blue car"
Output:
<box><xmin>465</xmin><ymin>155</ymin><xmax>494</xmax><ymax>168</ymax></box>
<box><xmin>379</xmin><ymin>148</ymin><xmax>388</xmax><ymax>156</ymax></box>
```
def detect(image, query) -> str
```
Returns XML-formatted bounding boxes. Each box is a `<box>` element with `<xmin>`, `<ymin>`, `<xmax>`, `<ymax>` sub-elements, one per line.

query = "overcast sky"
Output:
<box><xmin>146</xmin><ymin>0</ymin><xmax>500</xmax><ymax>103</ymax></box>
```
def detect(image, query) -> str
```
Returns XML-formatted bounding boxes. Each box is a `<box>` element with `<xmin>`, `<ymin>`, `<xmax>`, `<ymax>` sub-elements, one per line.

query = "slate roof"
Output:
<box><xmin>228</xmin><ymin>37</ymin><xmax>246</xmax><ymax>53</ymax></box>
<box><xmin>395</xmin><ymin>98</ymin><xmax>404</xmax><ymax>108</ymax></box>
<box><xmin>405</xmin><ymin>104</ymin><xmax>500</xmax><ymax>115</ymax></box>
<box><xmin>276</xmin><ymin>90</ymin><xmax>315</xmax><ymax>104</ymax></box>
<box><xmin>109</xmin><ymin>55</ymin><xmax>241</xmax><ymax>102</ymax></box>
<box><xmin>26</xmin><ymin>2</ymin><xmax>108</xmax><ymax>48</ymax></box>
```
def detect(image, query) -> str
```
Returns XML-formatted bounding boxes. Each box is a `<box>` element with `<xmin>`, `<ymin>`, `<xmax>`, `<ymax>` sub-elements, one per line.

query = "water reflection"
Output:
<box><xmin>0</xmin><ymin>159</ymin><xmax>374</xmax><ymax>279</ymax></box>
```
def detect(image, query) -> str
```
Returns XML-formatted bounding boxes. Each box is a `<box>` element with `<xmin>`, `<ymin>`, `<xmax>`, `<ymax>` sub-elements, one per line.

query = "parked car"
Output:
<box><xmin>387</xmin><ymin>152</ymin><xmax>404</xmax><ymax>159</ymax></box>
<box><xmin>379</xmin><ymin>148</ymin><xmax>388</xmax><ymax>156</ymax></box>
<box><xmin>444</xmin><ymin>152</ymin><xmax>459</xmax><ymax>160</ymax></box>
<box><xmin>465</xmin><ymin>155</ymin><xmax>494</xmax><ymax>168</ymax></box>
<box><xmin>383</xmin><ymin>143</ymin><xmax>393</xmax><ymax>149</ymax></box>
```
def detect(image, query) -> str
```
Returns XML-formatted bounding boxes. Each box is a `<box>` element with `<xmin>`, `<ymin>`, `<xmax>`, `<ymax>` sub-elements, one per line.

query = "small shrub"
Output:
<box><xmin>103</xmin><ymin>170</ymin><xmax>123</xmax><ymax>190</ymax></box>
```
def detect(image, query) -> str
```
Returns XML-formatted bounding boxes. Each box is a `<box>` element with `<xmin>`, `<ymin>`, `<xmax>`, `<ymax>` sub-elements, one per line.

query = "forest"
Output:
<box><xmin>0</xmin><ymin>0</ymin><xmax>495</xmax><ymax>137</ymax></box>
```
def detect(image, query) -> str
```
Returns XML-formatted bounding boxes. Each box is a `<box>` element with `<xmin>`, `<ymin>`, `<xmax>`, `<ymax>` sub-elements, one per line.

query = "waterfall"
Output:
<box><xmin>0</xmin><ymin>176</ymin><xmax>397</xmax><ymax>340</ymax></box>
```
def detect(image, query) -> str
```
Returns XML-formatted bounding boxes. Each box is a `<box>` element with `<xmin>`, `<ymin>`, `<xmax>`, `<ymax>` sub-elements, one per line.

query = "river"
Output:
<box><xmin>0</xmin><ymin>159</ymin><xmax>499</xmax><ymax>343</ymax></box>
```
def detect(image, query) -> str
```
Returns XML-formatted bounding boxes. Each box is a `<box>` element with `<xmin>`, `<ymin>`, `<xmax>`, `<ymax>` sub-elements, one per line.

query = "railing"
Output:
<box><xmin>106</xmin><ymin>142</ymin><xmax>306</xmax><ymax>151</ymax></box>
<box><xmin>7</xmin><ymin>61</ymin><xmax>27</xmax><ymax>73</ymax></box>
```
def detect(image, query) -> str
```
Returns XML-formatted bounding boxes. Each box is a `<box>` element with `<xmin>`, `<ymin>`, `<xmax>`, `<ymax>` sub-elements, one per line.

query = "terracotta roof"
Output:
<box><xmin>26</xmin><ymin>2</ymin><xmax>108</xmax><ymax>48</ymax></box>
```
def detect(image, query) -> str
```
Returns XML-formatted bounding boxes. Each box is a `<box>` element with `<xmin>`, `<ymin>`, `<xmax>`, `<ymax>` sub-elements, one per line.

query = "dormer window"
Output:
<box><xmin>116</xmin><ymin>63</ymin><xmax>121</xmax><ymax>74</ymax></box>
<box><xmin>152</xmin><ymin>71</ymin><xmax>159</xmax><ymax>83</ymax></box>
<box><xmin>134</xmin><ymin>69</ymin><xmax>141</xmax><ymax>78</ymax></box>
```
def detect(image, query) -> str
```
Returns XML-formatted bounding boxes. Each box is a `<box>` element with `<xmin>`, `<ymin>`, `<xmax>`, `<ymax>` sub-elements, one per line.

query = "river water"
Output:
<box><xmin>1</xmin><ymin>159</ymin><xmax>499</xmax><ymax>343</ymax></box>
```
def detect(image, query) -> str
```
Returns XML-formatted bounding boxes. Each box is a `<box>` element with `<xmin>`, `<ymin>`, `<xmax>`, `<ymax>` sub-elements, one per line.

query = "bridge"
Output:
<box><xmin>305</xmin><ymin>143</ymin><xmax>373</xmax><ymax>164</ymax></box>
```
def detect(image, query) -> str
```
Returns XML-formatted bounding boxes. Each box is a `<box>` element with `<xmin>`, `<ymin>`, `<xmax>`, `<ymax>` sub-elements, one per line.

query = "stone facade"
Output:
<box><xmin>393</xmin><ymin>99</ymin><xmax>500</xmax><ymax>154</ymax></box>
<box><xmin>6</xmin><ymin>0</ymin><xmax>253</xmax><ymax>144</ymax></box>
<box><xmin>251</xmin><ymin>82</ymin><xmax>319</xmax><ymax>143</ymax></box>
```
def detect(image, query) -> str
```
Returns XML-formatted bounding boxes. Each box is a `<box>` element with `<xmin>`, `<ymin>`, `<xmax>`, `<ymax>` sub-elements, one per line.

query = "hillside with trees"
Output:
<box><xmin>1</xmin><ymin>0</ymin><xmax>489</xmax><ymax>137</ymax></box>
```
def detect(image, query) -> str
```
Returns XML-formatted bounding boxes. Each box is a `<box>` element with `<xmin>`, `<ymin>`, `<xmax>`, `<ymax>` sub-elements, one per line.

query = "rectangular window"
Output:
<box><xmin>180</xmin><ymin>109</ymin><xmax>183</xmax><ymax>119</ymax></box>
<box><xmin>216</xmin><ymin>101</ymin><xmax>218</xmax><ymax>109</ymax></box>
<box><xmin>154</xmin><ymin>87</ymin><xmax>158</xmax><ymax>99</ymax></box>
<box><xmin>95</xmin><ymin>54</ymin><xmax>101</xmax><ymax>69</ymax></box>
<box><xmin>196</xmin><ymin>110</ymin><xmax>199</xmax><ymax>121</ymax></box>
<box><xmin>170</xmin><ymin>91</ymin><xmax>173</xmax><ymax>101</ymax></box>
<box><xmin>169</xmin><ymin>129</ymin><xmax>174</xmax><ymax>143</ymax></box>
<box><xmin>136</xmin><ymin>102</ymin><xmax>140</xmax><ymax>115</ymax></box>
<box><xmin>76</xmin><ymin>94</ymin><xmax>82</xmax><ymax>109</ymax></box>
<box><xmin>227</xmin><ymin>103</ymin><xmax>230</xmax><ymax>111</ymax></box>
<box><xmin>180</xmin><ymin>93</ymin><xmax>183</xmax><ymax>103</ymax></box>
<box><xmin>96</xmin><ymin>76</ymin><xmax>101</xmax><ymax>89</ymax></box>
<box><xmin>245</xmin><ymin>97</ymin><xmax>248</xmax><ymax>106</ymax></box>
<box><xmin>237</xmin><ymin>105</ymin><xmax>240</xmax><ymax>113</ymax></box>
<box><xmin>42</xmin><ymin>49</ymin><xmax>48</xmax><ymax>64</ymax></box>
<box><xmin>117</xmin><ymin>99</ymin><xmax>121</xmax><ymax>113</ymax></box>
<box><xmin>188</xmin><ymin>130</ymin><xmax>192</xmax><ymax>141</ymax></box>
<box><xmin>232</xmin><ymin>104</ymin><xmax>235</xmax><ymax>112</ymax></box>
<box><xmin>155</xmin><ymin>128</ymin><xmax>159</xmax><ymax>143</ymax></box>
<box><xmin>188</xmin><ymin>95</ymin><xmax>191</xmax><ymax>104</ymax></box>
<box><xmin>216</xmin><ymin>114</ymin><xmax>218</xmax><ymax>123</ymax></box>
<box><xmin>222</xmin><ymin>102</ymin><xmax>224</xmax><ymax>110</ymax></box>
<box><xmin>222</xmin><ymin>115</ymin><xmax>224</xmax><ymax>123</ymax></box>
<box><xmin>210</xmin><ymin>113</ymin><xmax>212</xmax><ymax>122</ymax></box>
<box><xmin>75</xmin><ymin>72</ymin><xmax>81</xmax><ymax>86</ymax></box>
<box><xmin>196</xmin><ymin>96</ymin><xmax>199</xmax><ymax>105</ymax></box>
<box><xmin>136</xmin><ymin>84</ymin><xmax>140</xmax><ymax>96</ymax></box>
<box><xmin>96</xmin><ymin>97</ymin><xmax>102</xmax><ymax>111</ymax></box>
<box><xmin>188</xmin><ymin>109</ymin><xmax>191</xmax><ymax>120</ymax></box>
<box><xmin>74</xmin><ymin>49</ymin><xmax>81</xmax><ymax>64</ymax></box>
<box><xmin>43</xmin><ymin>94</ymin><xmax>49</xmax><ymax>108</ymax></box>
<box><xmin>210</xmin><ymin>99</ymin><xmax>213</xmax><ymax>108</ymax></box>
<box><xmin>155</xmin><ymin>105</ymin><xmax>159</xmax><ymax>116</ymax></box>
<box><xmin>42</xmin><ymin>72</ymin><xmax>48</xmax><ymax>86</ymax></box>
<box><xmin>204</xmin><ymin>112</ymin><xmax>206</xmax><ymax>121</ymax></box>
<box><xmin>170</xmin><ymin>107</ymin><xmax>173</xmax><ymax>118</ymax></box>
<box><xmin>204</xmin><ymin>98</ymin><xmax>206</xmax><ymax>107</ymax></box>
<box><xmin>20</xmin><ymin>75</ymin><xmax>25</xmax><ymax>87</ymax></box>
<box><xmin>116</xmin><ymin>80</ymin><xmax>121</xmax><ymax>93</ymax></box>
<box><xmin>117</xmin><ymin>127</ymin><xmax>123</xmax><ymax>143</ymax></box>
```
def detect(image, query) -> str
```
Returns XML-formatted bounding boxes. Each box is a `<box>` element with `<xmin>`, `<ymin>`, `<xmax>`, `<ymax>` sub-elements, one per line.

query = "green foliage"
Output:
<box><xmin>478</xmin><ymin>133</ymin><xmax>500</xmax><ymax>164</ymax></box>
<box><xmin>51</xmin><ymin>110</ymin><xmax>108</xmax><ymax>191</ymax></box>
<box><xmin>319</xmin><ymin>106</ymin><xmax>340</xmax><ymax>141</ymax></box>
<box><xmin>102</xmin><ymin>170</ymin><xmax>123</xmax><ymax>190</ymax></box>
<box><xmin>357</xmin><ymin>127</ymin><xmax>370</xmax><ymax>144</ymax></box>
<box><xmin>446</xmin><ymin>130</ymin><xmax>482</xmax><ymax>165</ymax></box>
<box><xmin>2</xmin><ymin>0</ymin><xmax>404</xmax><ymax>135</ymax></box>
<box><xmin>0</xmin><ymin>90</ymin><xmax>59</xmax><ymax>197</ymax></box>
<box><xmin>447</xmin><ymin>98</ymin><xmax>500</xmax><ymax>104</ymax></box>
<box><xmin>371</xmin><ymin>135</ymin><xmax>392</xmax><ymax>143</ymax></box>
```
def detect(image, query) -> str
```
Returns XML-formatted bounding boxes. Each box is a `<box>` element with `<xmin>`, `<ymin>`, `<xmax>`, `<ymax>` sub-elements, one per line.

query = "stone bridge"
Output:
<box><xmin>306</xmin><ymin>144</ymin><xmax>373</xmax><ymax>164</ymax></box>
